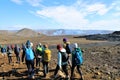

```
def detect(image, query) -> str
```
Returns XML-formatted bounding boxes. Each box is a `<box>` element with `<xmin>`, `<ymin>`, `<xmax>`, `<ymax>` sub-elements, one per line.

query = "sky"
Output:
<box><xmin>0</xmin><ymin>0</ymin><xmax>120</xmax><ymax>30</ymax></box>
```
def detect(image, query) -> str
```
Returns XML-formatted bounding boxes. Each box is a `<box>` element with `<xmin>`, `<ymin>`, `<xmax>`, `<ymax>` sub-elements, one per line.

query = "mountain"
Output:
<box><xmin>37</xmin><ymin>29</ymin><xmax>113</xmax><ymax>36</ymax></box>
<box><xmin>75</xmin><ymin>31</ymin><xmax>120</xmax><ymax>41</ymax></box>
<box><xmin>16</xmin><ymin>28</ymin><xmax>40</xmax><ymax>37</ymax></box>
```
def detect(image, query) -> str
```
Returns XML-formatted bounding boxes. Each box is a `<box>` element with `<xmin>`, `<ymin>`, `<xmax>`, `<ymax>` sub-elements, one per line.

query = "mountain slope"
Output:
<box><xmin>16</xmin><ymin>28</ymin><xmax>40</xmax><ymax>37</ymax></box>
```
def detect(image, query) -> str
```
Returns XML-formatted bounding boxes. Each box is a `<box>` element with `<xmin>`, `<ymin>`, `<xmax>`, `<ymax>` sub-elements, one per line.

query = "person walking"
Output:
<box><xmin>22</xmin><ymin>40</ymin><xmax>36</xmax><ymax>79</ymax></box>
<box><xmin>35</xmin><ymin>43</ymin><xmax>43</xmax><ymax>67</ymax></box>
<box><xmin>42</xmin><ymin>44</ymin><xmax>51</xmax><ymax>77</ymax></box>
<box><xmin>7</xmin><ymin>45</ymin><xmax>13</xmax><ymax>64</ymax></box>
<box><xmin>63</xmin><ymin>38</ymin><xmax>72</xmax><ymax>68</ymax></box>
<box><xmin>71</xmin><ymin>43</ymin><xmax>83</xmax><ymax>80</ymax></box>
<box><xmin>53</xmin><ymin>44</ymin><xmax>69</xmax><ymax>79</ymax></box>
<box><xmin>14</xmin><ymin>44</ymin><xmax>21</xmax><ymax>64</ymax></box>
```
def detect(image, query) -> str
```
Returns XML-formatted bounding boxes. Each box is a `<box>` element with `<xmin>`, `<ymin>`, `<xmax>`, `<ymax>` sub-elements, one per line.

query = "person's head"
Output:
<box><xmin>63</xmin><ymin>38</ymin><xmax>67</xmax><ymax>43</ymax></box>
<box><xmin>43</xmin><ymin>44</ymin><xmax>48</xmax><ymax>48</ymax></box>
<box><xmin>38</xmin><ymin>43</ymin><xmax>42</xmax><ymax>47</ymax></box>
<box><xmin>26</xmin><ymin>40</ymin><xmax>31</xmax><ymax>48</ymax></box>
<box><xmin>30</xmin><ymin>42</ymin><xmax>33</xmax><ymax>47</ymax></box>
<box><xmin>57</xmin><ymin>44</ymin><xmax>62</xmax><ymax>50</ymax></box>
<box><xmin>73</xmin><ymin>43</ymin><xmax>78</xmax><ymax>49</ymax></box>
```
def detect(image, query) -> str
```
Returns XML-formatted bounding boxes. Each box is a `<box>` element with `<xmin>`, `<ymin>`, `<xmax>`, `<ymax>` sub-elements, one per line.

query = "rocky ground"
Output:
<box><xmin>0</xmin><ymin>35</ymin><xmax>120</xmax><ymax>80</ymax></box>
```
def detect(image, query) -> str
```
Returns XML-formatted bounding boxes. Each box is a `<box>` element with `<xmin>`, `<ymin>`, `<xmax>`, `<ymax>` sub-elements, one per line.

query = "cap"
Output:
<box><xmin>73</xmin><ymin>43</ymin><xmax>78</xmax><ymax>48</ymax></box>
<box><xmin>57</xmin><ymin>44</ymin><xmax>62</xmax><ymax>50</ymax></box>
<box><xmin>63</xmin><ymin>38</ymin><xmax>67</xmax><ymax>42</ymax></box>
<box><xmin>26</xmin><ymin>40</ymin><xmax>31</xmax><ymax>46</ymax></box>
<box><xmin>30</xmin><ymin>42</ymin><xmax>33</xmax><ymax>47</ymax></box>
<box><xmin>38</xmin><ymin>43</ymin><xmax>42</xmax><ymax>46</ymax></box>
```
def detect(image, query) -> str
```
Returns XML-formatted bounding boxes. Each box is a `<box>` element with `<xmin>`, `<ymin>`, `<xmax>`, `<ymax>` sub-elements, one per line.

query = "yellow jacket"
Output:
<box><xmin>43</xmin><ymin>48</ymin><xmax>51</xmax><ymax>62</ymax></box>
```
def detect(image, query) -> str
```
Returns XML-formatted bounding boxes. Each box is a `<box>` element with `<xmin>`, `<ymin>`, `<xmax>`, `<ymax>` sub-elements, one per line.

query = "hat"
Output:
<box><xmin>26</xmin><ymin>40</ymin><xmax>31</xmax><ymax>46</ymax></box>
<box><xmin>57</xmin><ymin>44</ymin><xmax>62</xmax><ymax>50</ymax></box>
<box><xmin>63</xmin><ymin>38</ymin><xmax>67</xmax><ymax>42</ymax></box>
<box><xmin>38</xmin><ymin>43</ymin><xmax>42</xmax><ymax>46</ymax></box>
<box><xmin>73</xmin><ymin>43</ymin><xmax>78</xmax><ymax>48</ymax></box>
<box><xmin>30</xmin><ymin>42</ymin><xmax>33</xmax><ymax>47</ymax></box>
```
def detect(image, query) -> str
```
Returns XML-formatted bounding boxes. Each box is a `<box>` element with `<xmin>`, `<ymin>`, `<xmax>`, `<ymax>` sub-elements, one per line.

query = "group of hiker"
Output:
<box><xmin>0</xmin><ymin>44</ymin><xmax>21</xmax><ymax>64</ymax></box>
<box><xmin>0</xmin><ymin>38</ymin><xmax>83</xmax><ymax>80</ymax></box>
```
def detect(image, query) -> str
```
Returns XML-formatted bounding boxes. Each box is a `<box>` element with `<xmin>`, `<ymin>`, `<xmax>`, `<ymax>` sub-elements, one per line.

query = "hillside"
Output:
<box><xmin>16</xmin><ymin>28</ymin><xmax>40</xmax><ymax>37</ymax></box>
<box><xmin>75</xmin><ymin>31</ymin><xmax>120</xmax><ymax>41</ymax></box>
<box><xmin>37</xmin><ymin>29</ymin><xmax>113</xmax><ymax>36</ymax></box>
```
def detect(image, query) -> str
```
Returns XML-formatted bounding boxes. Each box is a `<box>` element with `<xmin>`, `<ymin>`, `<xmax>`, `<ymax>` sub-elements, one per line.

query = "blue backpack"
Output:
<box><xmin>74</xmin><ymin>48</ymin><xmax>83</xmax><ymax>65</ymax></box>
<box><xmin>25</xmin><ymin>48</ymin><xmax>34</xmax><ymax>60</ymax></box>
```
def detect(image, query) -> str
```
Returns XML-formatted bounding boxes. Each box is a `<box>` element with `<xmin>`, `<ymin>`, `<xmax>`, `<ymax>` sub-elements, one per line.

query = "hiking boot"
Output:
<box><xmin>31</xmin><ymin>75</ymin><xmax>35</xmax><ymax>79</ymax></box>
<box><xmin>53</xmin><ymin>75</ymin><xmax>57</xmax><ymax>78</ymax></box>
<box><xmin>80</xmin><ymin>77</ymin><xmax>83</xmax><ymax>80</ymax></box>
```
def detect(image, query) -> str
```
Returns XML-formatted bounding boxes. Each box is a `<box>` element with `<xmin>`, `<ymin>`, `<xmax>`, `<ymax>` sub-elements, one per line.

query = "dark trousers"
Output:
<box><xmin>71</xmin><ymin>64</ymin><xmax>83</xmax><ymax>79</ymax></box>
<box><xmin>26</xmin><ymin>60</ymin><xmax>35</xmax><ymax>76</ymax></box>
<box><xmin>36</xmin><ymin>58</ymin><xmax>42</xmax><ymax>67</ymax></box>
<box><xmin>42</xmin><ymin>61</ymin><xmax>49</xmax><ymax>77</ymax></box>
<box><xmin>16</xmin><ymin>55</ymin><xmax>20</xmax><ymax>63</ymax></box>
<box><xmin>54</xmin><ymin>64</ymin><xmax>69</xmax><ymax>76</ymax></box>
<box><xmin>8</xmin><ymin>56</ymin><xmax>12</xmax><ymax>64</ymax></box>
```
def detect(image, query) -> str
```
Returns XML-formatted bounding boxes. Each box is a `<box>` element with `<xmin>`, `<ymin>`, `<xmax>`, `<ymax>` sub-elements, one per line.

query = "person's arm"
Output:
<box><xmin>22</xmin><ymin>51</ymin><xmax>25</xmax><ymax>62</ymax></box>
<box><xmin>33</xmin><ymin>48</ymin><xmax>38</xmax><ymax>59</ymax></box>
<box><xmin>58</xmin><ymin>52</ymin><xmax>62</xmax><ymax>69</ymax></box>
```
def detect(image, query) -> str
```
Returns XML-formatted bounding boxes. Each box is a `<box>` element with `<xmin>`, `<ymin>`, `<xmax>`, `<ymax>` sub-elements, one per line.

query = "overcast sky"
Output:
<box><xmin>0</xmin><ymin>0</ymin><xmax>120</xmax><ymax>30</ymax></box>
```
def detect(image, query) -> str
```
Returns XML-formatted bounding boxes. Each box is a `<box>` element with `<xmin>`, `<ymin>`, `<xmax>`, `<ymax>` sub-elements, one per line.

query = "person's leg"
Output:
<box><xmin>77</xmin><ymin>65</ymin><xmax>83</xmax><ymax>80</ymax></box>
<box><xmin>10</xmin><ymin>56</ymin><xmax>12</xmax><ymax>64</ymax></box>
<box><xmin>68</xmin><ymin>55</ymin><xmax>72</xmax><ymax>68</ymax></box>
<box><xmin>71</xmin><ymin>64</ymin><xmax>76</xmax><ymax>78</ymax></box>
<box><xmin>26</xmin><ymin>60</ymin><xmax>31</xmax><ymax>75</ymax></box>
<box><xmin>54</xmin><ymin>65</ymin><xmax>60</xmax><ymax>77</ymax></box>
<box><xmin>18</xmin><ymin>55</ymin><xmax>20</xmax><ymax>63</ymax></box>
<box><xmin>62</xmin><ymin>64</ymin><xmax>69</xmax><ymax>77</ymax></box>
<box><xmin>38</xmin><ymin>58</ymin><xmax>41</xmax><ymax>67</ymax></box>
<box><xmin>36</xmin><ymin>58</ymin><xmax>38</xmax><ymax>67</ymax></box>
<box><xmin>30</xmin><ymin>60</ymin><xmax>35</xmax><ymax>78</ymax></box>
<box><xmin>8</xmin><ymin>56</ymin><xmax>10</xmax><ymax>64</ymax></box>
<box><xmin>43</xmin><ymin>61</ymin><xmax>47</xmax><ymax>77</ymax></box>
<box><xmin>46</xmin><ymin>62</ymin><xmax>49</xmax><ymax>73</ymax></box>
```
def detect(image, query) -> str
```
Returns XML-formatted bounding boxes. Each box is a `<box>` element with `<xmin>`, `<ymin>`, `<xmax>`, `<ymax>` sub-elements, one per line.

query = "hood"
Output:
<box><xmin>60</xmin><ymin>48</ymin><xmax>66</xmax><ymax>53</ymax></box>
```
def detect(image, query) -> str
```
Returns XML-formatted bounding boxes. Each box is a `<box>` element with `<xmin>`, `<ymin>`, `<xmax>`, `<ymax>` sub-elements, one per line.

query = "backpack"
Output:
<box><xmin>65</xmin><ymin>43</ymin><xmax>72</xmax><ymax>54</ymax></box>
<box><xmin>8</xmin><ymin>50</ymin><xmax>12</xmax><ymax>56</ymax></box>
<box><xmin>25</xmin><ymin>48</ymin><xmax>34</xmax><ymax>60</ymax></box>
<box><xmin>74</xmin><ymin>48</ymin><xmax>83</xmax><ymax>65</ymax></box>
<box><xmin>14</xmin><ymin>46</ymin><xmax>20</xmax><ymax>55</ymax></box>
<box><xmin>36</xmin><ymin>46</ymin><xmax>43</xmax><ymax>56</ymax></box>
<box><xmin>43</xmin><ymin>49</ymin><xmax>51</xmax><ymax>62</ymax></box>
<box><xmin>60</xmin><ymin>51</ymin><xmax>68</xmax><ymax>63</ymax></box>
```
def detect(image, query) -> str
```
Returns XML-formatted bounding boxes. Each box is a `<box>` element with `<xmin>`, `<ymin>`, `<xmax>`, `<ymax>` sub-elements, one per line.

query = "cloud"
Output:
<box><xmin>26</xmin><ymin>0</ymin><xmax>42</xmax><ymax>7</ymax></box>
<box><xmin>86</xmin><ymin>3</ymin><xmax>112</xmax><ymax>15</ymax></box>
<box><xmin>36</xmin><ymin>5</ymin><xmax>89</xmax><ymax>29</ymax></box>
<box><xmin>11</xmin><ymin>0</ymin><xmax>120</xmax><ymax>30</ymax></box>
<box><xmin>11</xmin><ymin>0</ymin><xmax>43</xmax><ymax>7</ymax></box>
<box><xmin>11</xmin><ymin>0</ymin><xmax>23</xmax><ymax>5</ymax></box>
<box><xmin>88</xmin><ymin>19</ymin><xmax>120</xmax><ymax>30</ymax></box>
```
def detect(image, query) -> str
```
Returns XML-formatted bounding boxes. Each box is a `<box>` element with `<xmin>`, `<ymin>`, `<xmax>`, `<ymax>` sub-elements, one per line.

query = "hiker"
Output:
<box><xmin>1</xmin><ymin>45</ymin><xmax>7</xmax><ymax>57</ymax></box>
<box><xmin>22</xmin><ymin>43</ymin><xmax>26</xmax><ymax>56</ymax></box>
<box><xmin>53</xmin><ymin>44</ymin><xmax>69</xmax><ymax>78</ymax></box>
<box><xmin>63</xmin><ymin>38</ymin><xmax>72</xmax><ymax>68</ymax></box>
<box><xmin>11</xmin><ymin>44</ymin><xmax>14</xmax><ymax>51</ymax></box>
<box><xmin>14</xmin><ymin>44</ymin><xmax>21</xmax><ymax>63</ymax></box>
<box><xmin>22</xmin><ymin>40</ymin><xmax>36</xmax><ymax>79</ymax></box>
<box><xmin>42</xmin><ymin>44</ymin><xmax>51</xmax><ymax>77</ymax></box>
<box><xmin>71</xmin><ymin>43</ymin><xmax>83</xmax><ymax>80</ymax></box>
<box><xmin>7</xmin><ymin>45</ymin><xmax>13</xmax><ymax>64</ymax></box>
<box><xmin>35</xmin><ymin>43</ymin><xmax>43</xmax><ymax>67</ymax></box>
